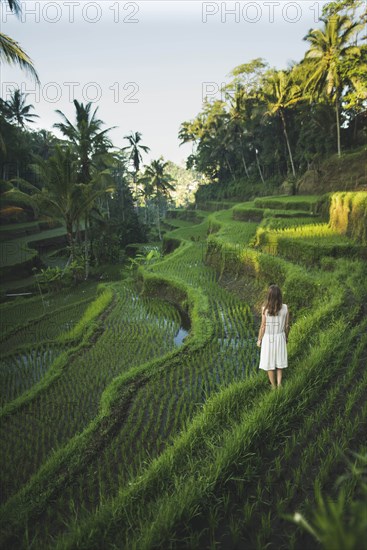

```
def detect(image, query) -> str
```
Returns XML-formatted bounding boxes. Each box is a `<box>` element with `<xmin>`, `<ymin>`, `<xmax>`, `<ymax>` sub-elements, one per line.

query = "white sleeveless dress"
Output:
<box><xmin>259</xmin><ymin>303</ymin><xmax>288</xmax><ymax>371</ymax></box>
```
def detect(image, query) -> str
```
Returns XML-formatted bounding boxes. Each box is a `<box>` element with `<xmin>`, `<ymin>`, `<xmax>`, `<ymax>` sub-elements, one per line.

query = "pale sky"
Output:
<box><xmin>1</xmin><ymin>1</ymin><xmax>328</xmax><ymax>166</ymax></box>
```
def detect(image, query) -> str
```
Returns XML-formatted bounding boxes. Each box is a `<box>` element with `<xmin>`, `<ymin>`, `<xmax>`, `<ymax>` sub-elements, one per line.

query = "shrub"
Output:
<box><xmin>34</xmin><ymin>259</ymin><xmax>84</xmax><ymax>292</ymax></box>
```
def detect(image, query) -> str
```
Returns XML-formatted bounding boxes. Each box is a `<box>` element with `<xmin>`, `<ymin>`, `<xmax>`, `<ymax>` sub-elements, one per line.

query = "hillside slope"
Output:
<box><xmin>298</xmin><ymin>148</ymin><xmax>367</xmax><ymax>194</ymax></box>
<box><xmin>1</xmin><ymin>194</ymin><xmax>366</xmax><ymax>550</ymax></box>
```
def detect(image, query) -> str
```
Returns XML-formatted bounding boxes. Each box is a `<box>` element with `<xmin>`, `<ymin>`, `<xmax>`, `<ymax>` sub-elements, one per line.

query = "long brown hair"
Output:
<box><xmin>264</xmin><ymin>284</ymin><xmax>283</xmax><ymax>316</ymax></box>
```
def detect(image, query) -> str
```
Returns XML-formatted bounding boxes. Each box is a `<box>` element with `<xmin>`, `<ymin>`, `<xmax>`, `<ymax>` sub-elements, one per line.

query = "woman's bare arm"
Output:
<box><xmin>257</xmin><ymin>308</ymin><xmax>266</xmax><ymax>347</ymax></box>
<box><xmin>285</xmin><ymin>307</ymin><xmax>290</xmax><ymax>342</ymax></box>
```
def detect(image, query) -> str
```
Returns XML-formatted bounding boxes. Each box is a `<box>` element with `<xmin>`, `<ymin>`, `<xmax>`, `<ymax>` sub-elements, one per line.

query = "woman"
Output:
<box><xmin>257</xmin><ymin>284</ymin><xmax>289</xmax><ymax>389</ymax></box>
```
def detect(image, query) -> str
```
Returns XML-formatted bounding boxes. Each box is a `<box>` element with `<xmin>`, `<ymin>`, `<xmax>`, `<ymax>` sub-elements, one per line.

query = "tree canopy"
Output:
<box><xmin>179</xmin><ymin>5</ymin><xmax>366</xmax><ymax>198</ymax></box>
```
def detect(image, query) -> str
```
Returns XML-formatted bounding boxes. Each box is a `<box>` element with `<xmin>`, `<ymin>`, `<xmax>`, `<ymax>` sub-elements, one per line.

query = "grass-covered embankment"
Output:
<box><xmin>51</xmin><ymin>194</ymin><xmax>366</xmax><ymax>549</ymax></box>
<box><xmin>1</xmin><ymin>193</ymin><xmax>367</xmax><ymax>549</ymax></box>
<box><xmin>1</xmin><ymin>212</ymin><xmax>259</xmax><ymax>548</ymax></box>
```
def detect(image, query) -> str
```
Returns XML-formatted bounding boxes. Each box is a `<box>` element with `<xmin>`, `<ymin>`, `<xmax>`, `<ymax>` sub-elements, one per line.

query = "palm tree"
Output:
<box><xmin>30</xmin><ymin>146</ymin><xmax>82</xmax><ymax>262</ymax></box>
<box><xmin>0</xmin><ymin>89</ymin><xmax>39</xmax><ymax>180</ymax></box>
<box><xmin>0</xmin><ymin>0</ymin><xmax>39</xmax><ymax>82</ymax></box>
<box><xmin>303</xmin><ymin>14</ymin><xmax>363</xmax><ymax>157</ymax></box>
<box><xmin>3</xmin><ymin>0</ymin><xmax>21</xmax><ymax>14</ymax></box>
<box><xmin>178</xmin><ymin>119</ymin><xmax>204</xmax><ymax>153</ymax></box>
<box><xmin>53</xmin><ymin>100</ymin><xmax>116</xmax><ymax>183</ymax></box>
<box><xmin>121</xmin><ymin>131</ymin><xmax>150</xmax><ymax>201</ymax></box>
<box><xmin>178</xmin><ymin>121</ymin><xmax>197</xmax><ymax>146</ymax></box>
<box><xmin>30</xmin><ymin>145</ymin><xmax>115</xmax><ymax>273</ymax></box>
<box><xmin>0</xmin><ymin>0</ymin><xmax>39</xmax><ymax>156</ymax></box>
<box><xmin>141</xmin><ymin>158</ymin><xmax>175</xmax><ymax>240</ymax></box>
<box><xmin>1</xmin><ymin>88</ymin><xmax>39</xmax><ymax>128</ymax></box>
<box><xmin>261</xmin><ymin>70</ymin><xmax>302</xmax><ymax>177</ymax></box>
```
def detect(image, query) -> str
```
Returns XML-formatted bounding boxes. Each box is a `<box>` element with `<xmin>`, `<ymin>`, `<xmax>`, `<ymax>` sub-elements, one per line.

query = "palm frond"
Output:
<box><xmin>2</xmin><ymin>0</ymin><xmax>22</xmax><ymax>16</ymax></box>
<box><xmin>0</xmin><ymin>32</ymin><xmax>39</xmax><ymax>83</ymax></box>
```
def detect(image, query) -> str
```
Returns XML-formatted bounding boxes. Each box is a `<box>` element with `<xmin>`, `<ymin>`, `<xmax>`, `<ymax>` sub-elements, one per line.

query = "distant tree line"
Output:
<box><xmin>179</xmin><ymin>0</ymin><xmax>367</xmax><ymax>199</ymax></box>
<box><xmin>0</xmin><ymin>1</ymin><xmax>179</xmax><ymax>284</ymax></box>
<box><xmin>0</xmin><ymin>91</ymin><xmax>177</xmax><ymax>275</ymax></box>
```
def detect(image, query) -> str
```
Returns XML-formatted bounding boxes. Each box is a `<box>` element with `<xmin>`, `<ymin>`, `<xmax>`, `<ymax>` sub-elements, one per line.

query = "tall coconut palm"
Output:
<box><xmin>1</xmin><ymin>88</ymin><xmax>39</xmax><ymax>128</ymax></box>
<box><xmin>303</xmin><ymin>14</ymin><xmax>363</xmax><ymax>157</ymax></box>
<box><xmin>141</xmin><ymin>158</ymin><xmax>175</xmax><ymax>240</ymax></box>
<box><xmin>0</xmin><ymin>0</ymin><xmax>39</xmax><ymax>82</ymax></box>
<box><xmin>261</xmin><ymin>70</ymin><xmax>302</xmax><ymax>177</ymax></box>
<box><xmin>121</xmin><ymin>131</ymin><xmax>150</xmax><ymax>201</ymax></box>
<box><xmin>53</xmin><ymin>100</ymin><xmax>116</xmax><ymax>183</ymax></box>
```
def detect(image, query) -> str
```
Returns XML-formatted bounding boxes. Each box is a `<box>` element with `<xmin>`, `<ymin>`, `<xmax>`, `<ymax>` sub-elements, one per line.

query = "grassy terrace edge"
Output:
<box><xmin>50</xmin><ymin>254</ymin><xmax>366</xmax><ymax>550</ymax></box>
<box><xmin>1</xmin><ymin>197</ymin><xmax>366</xmax><ymax>549</ymax></box>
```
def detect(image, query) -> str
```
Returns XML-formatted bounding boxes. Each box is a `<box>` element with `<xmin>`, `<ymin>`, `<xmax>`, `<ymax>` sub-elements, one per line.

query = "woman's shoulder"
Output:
<box><xmin>282</xmin><ymin>303</ymin><xmax>288</xmax><ymax>311</ymax></box>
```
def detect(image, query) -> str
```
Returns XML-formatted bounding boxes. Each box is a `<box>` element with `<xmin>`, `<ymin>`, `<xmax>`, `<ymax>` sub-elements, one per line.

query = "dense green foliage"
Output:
<box><xmin>1</xmin><ymin>0</ymin><xmax>367</xmax><ymax>547</ymax></box>
<box><xmin>179</xmin><ymin>3</ymin><xmax>366</xmax><ymax>200</ymax></box>
<box><xmin>1</xmin><ymin>192</ymin><xmax>366</xmax><ymax>549</ymax></box>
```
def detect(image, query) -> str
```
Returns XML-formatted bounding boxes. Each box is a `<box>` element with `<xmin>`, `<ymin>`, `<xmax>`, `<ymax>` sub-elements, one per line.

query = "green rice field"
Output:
<box><xmin>1</xmin><ymin>194</ymin><xmax>367</xmax><ymax>549</ymax></box>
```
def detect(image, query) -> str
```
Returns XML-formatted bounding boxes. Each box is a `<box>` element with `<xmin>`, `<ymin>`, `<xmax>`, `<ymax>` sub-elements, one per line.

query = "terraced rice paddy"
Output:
<box><xmin>1</xmin><ymin>195</ymin><xmax>366</xmax><ymax>549</ymax></box>
<box><xmin>0</xmin><ymin>344</ymin><xmax>64</xmax><ymax>406</ymax></box>
<box><xmin>0</xmin><ymin>280</ymin><xmax>189</xmax><ymax>503</ymax></box>
<box><xmin>0</xmin><ymin>224</ymin><xmax>70</xmax><ymax>271</ymax></box>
